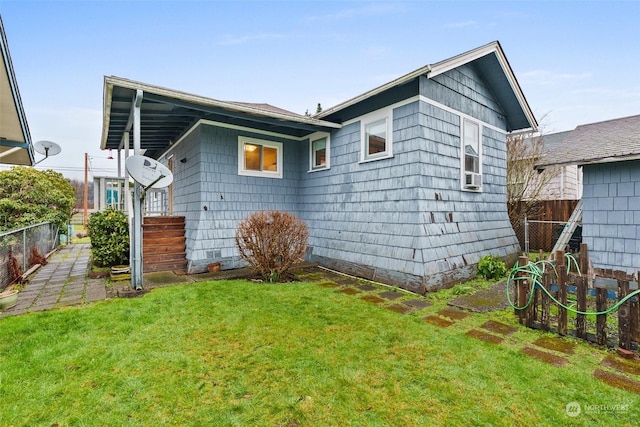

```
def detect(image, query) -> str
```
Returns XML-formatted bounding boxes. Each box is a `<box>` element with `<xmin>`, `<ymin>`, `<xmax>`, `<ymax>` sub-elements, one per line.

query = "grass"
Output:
<box><xmin>0</xmin><ymin>279</ymin><xmax>638</xmax><ymax>426</ymax></box>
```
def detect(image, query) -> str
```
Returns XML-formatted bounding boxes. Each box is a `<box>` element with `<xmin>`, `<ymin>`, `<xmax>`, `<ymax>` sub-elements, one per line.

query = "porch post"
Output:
<box><xmin>131</xmin><ymin>90</ymin><xmax>144</xmax><ymax>290</ymax></box>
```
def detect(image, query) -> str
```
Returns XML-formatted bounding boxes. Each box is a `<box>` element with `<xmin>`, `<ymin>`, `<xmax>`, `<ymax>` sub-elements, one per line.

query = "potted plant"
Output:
<box><xmin>0</xmin><ymin>285</ymin><xmax>20</xmax><ymax>311</ymax></box>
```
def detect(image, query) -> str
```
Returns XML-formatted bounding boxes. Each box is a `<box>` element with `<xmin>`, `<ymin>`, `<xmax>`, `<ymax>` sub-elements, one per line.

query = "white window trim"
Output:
<box><xmin>461</xmin><ymin>117</ymin><xmax>483</xmax><ymax>192</ymax></box>
<box><xmin>237</xmin><ymin>136</ymin><xmax>283</xmax><ymax>179</ymax></box>
<box><xmin>359</xmin><ymin>107</ymin><xmax>393</xmax><ymax>163</ymax></box>
<box><xmin>308</xmin><ymin>132</ymin><xmax>331</xmax><ymax>172</ymax></box>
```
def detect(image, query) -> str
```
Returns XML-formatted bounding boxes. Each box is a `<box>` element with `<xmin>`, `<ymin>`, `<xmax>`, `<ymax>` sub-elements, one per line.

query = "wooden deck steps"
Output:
<box><xmin>143</xmin><ymin>216</ymin><xmax>187</xmax><ymax>272</ymax></box>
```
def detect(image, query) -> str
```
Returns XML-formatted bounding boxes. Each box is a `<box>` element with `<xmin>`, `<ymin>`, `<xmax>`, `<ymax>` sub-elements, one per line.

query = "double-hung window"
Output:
<box><xmin>360</xmin><ymin>109</ymin><xmax>393</xmax><ymax>162</ymax></box>
<box><xmin>462</xmin><ymin>118</ymin><xmax>482</xmax><ymax>190</ymax></box>
<box><xmin>309</xmin><ymin>132</ymin><xmax>330</xmax><ymax>171</ymax></box>
<box><xmin>238</xmin><ymin>136</ymin><xmax>283</xmax><ymax>179</ymax></box>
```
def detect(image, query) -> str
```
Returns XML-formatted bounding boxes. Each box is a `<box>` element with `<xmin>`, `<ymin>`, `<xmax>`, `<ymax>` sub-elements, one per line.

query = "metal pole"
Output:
<box><xmin>524</xmin><ymin>215</ymin><xmax>529</xmax><ymax>254</ymax></box>
<box><xmin>131</xmin><ymin>90</ymin><xmax>144</xmax><ymax>290</ymax></box>
<box><xmin>83</xmin><ymin>153</ymin><xmax>89</xmax><ymax>230</ymax></box>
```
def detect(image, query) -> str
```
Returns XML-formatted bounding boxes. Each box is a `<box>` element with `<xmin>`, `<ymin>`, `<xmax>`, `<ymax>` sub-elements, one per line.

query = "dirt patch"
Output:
<box><xmin>593</xmin><ymin>369</ymin><xmax>640</xmax><ymax>394</ymax></box>
<box><xmin>403</xmin><ymin>299</ymin><xmax>432</xmax><ymax>309</ymax></box>
<box><xmin>521</xmin><ymin>346</ymin><xmax>568</xmax><ymax>367</ymax></box>
<box><xmin>448</xmin><ymin>281</ymin><xmax>510</xmax><ymax>312</ymax></box>
<box><xmin>480</xmin><ymin>320</ymin><xmax>518</xmax><ymax>336</ymax></box>
<box><xmin>438</xmin><ymin>307</ymin><xmax>470</xmax><ymax>321</ymax></box>
<box><xmin>386</xmin><ymin>304</ymin><xmax>412</xmax><ymax>314</ymax></box>
<box><xmin>339</xmin><ymin>288</ymin><xmax>360</xmax><ymax>295</ymax></box>
<box><xmin>466</xmin><ymin>329</ymin><xmax>504</xmax><ymax>344</ymax></box>
<box><xmin>424</xmin><ymin>316</ymin><xmax>454</xmax><ymax>328</ymax></box>
<box><xmin>361</xmin><ymin>295</ymin><xmax>386</xmax><ymax>304</ymax></box>
<box><xmin>601</xmin><ymin>355</ymin><xmax>640</xmax><ymax>376</ymax></box>
<box><xmin>116</xmin><ymin>287</ymin><xmax>147</xmax><ymax>298</ymax></box>
<box><xmin>532</xmin><ymin>336</ymin><xmax>576</xmax><ymax>355</ymax></box>
<box><xmin>378</xmin><ymin>291</ymin><xmax>403</xmax><ymax>301</ymax></box>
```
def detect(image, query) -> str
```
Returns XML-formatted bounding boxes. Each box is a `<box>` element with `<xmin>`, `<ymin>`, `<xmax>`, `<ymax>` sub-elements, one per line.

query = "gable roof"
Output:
<box><xmin>101</xmin><ymin>76</ymin><xmax>341</xmax><ymax>159</ymax></box>
<box><xmin>316</xmin><ymin>41</ymin><xmax>537</xmax><ymax>133</ymax></box>
<box><xmin>536</xmin><ymin>114</ymin><xmax>640</xmax><ymax>168</ymax></box>
<box><xmin>0</xmin><ymin>14</ymin><xmax>34</xmax><ymax>166</ymax></box>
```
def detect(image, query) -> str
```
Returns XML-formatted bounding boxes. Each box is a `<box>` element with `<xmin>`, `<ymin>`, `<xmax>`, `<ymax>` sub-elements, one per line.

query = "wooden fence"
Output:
<box><xmin>511</xmin><ymin>199</ymin><xmax>580</xmax><ymax>252</ymax></box>
<box><xmin>514</xmin><ymin>244</ymin><xmax>639</xmax><ymax>349</ymax></box>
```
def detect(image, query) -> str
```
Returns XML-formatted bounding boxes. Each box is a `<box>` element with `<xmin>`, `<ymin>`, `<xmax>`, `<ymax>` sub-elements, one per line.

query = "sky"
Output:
<box><xmin>1</xmin><ymin>0</ymin><xmax>639</xmax><ymax>181</ymax></box>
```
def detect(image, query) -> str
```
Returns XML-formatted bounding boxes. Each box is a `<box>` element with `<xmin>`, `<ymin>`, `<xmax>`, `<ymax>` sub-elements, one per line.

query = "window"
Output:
<box><xmin>462</xmin><ymin>119</ymin><xmax>482</xmax><ymax>190</ymax></box>
<box><xmin>309</xmin><ymin>132</ymin><xmax>330</xmax><ymax>171</ymax></box>
<box><xmin>238</xmin><ymin>136</ymin><xmax>283</xmax><ymax>178</ymax></box>
<box><xmin>360</xmin><ymin>109</ymin><xmax>393</xmax><ymax>162</ymax></box>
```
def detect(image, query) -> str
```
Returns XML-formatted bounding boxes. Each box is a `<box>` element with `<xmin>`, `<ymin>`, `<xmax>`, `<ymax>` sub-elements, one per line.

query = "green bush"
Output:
<box><xmin>87</xmin><ymin>208</ymin><xmax>129</xmax><ymax>267</ymax></box>
<box><xmin>477</xmin><ymin>255</ymin><xmax>507</xmax><ymax>280</ymax></box>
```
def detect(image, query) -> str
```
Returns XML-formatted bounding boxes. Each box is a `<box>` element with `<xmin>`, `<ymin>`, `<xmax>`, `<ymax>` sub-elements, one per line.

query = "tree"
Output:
<box><xmin>0</xmin><ymin>166</ymin><xmax>76</xmax><ymax>232</ymax></box>
<box><xmin>506</xmin><ymin>127</ymin><xmax>561</xmax><ymax>228</ymax></box>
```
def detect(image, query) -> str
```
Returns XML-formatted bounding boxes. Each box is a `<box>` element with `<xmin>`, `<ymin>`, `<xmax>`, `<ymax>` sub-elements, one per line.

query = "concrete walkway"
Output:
<box><xmin>1</xmin><ymin>243</ymin><xmax>106</xmax><ymax>317</ymax></box>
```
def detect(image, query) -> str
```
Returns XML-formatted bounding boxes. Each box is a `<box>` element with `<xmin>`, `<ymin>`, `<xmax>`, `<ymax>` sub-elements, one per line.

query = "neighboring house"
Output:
<box><xmin>0</xmin><ymin>14</ymin><xmax>34</xmax><ymax>166</ymax></box>
<box><xmin>511</xmin><ymin>130</ymin><xmax>582</xmax><ymax>202</ymax></box>
<box><xmin>536</xmin><ymin>114</ymin><xmax>640</xmax><ymax>275</ymax></box>
<box><xmin>101</xmin><ymin>41</ymin><xmax>537</xmax><ymax>293</ymax></box>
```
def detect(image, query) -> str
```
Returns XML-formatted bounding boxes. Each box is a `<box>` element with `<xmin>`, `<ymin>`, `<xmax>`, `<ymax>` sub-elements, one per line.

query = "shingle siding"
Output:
<box><xmin>163</xmin><ymin>65</ymin><xmax>520</xmax><ymax>291</ymax></box>
<box><xmin>583</xmin><ymin>160</ymin><xmax>640</xmax><ymax>274</ymax></box>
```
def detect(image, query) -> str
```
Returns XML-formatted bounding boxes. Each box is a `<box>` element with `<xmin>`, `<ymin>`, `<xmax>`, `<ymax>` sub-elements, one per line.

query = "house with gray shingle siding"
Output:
<box><xmin>537</xmin><ymin>114</ymin><xmax>640</xmax><ymax>275</ymax></box>
<box><xmin>101</xmin><ymin>41</ymin><xmax>538</xmax><ymax>293</ymax></box>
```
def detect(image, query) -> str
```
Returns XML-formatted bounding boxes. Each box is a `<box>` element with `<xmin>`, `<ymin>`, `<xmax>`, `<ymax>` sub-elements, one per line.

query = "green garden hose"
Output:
<box><xmin>506</xmin><ymin>254</ymin><xmax>640</xmax><ymax>316</ymax></box>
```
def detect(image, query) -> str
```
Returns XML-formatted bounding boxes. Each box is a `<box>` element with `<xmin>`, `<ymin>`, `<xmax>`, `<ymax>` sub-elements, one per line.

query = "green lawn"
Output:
<box><xmin>0</xmin><ymin>280</ymin><xmax>637</xmax><ymax>426</ymax></box>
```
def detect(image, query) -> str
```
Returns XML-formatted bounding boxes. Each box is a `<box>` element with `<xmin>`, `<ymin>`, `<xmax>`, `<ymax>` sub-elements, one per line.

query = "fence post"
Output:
<box><xmin>541</xmin><ymin>266</ymin><xmax>551</xmax><ymax>331</ymax></box>
<box><xmin>516</xmin><ymin>255</ymin><xmax>529</xmax><ymax>325</ymax></box>
<box><xmin>596</xmin><ymin>286</ymin><xmax>608</xmax><ymax>346</ymax></box>
<box><xmin>22</xmin><ymin>228</ymin><xmax>28</xmax><ymax>272</ymax></box>
<box><xmin>579</xmin><ymin>242</ymin><xmax>589</xmax><ymax>277</ymax></box>
<box><xmin>618</xmin><ymin>279</ymin><xmax>631</xmax><ymax>350</ymax></box>
<box><xmin>556</xmin><ymin>250</ymin><xmax>568</xmax><ymax>336</ymax></box>
<box><xmin>576</xmin><ymin>275</ymin><xmax>587</xmax><ymax>339</ymax></box>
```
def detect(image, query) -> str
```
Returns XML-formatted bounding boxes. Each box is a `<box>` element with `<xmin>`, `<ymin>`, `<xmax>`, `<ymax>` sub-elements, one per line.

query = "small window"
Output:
<box><xmin>360</xmin><ymin>109</ymin><xmax>393</xmax><ymax>162</ymax></box>
<box><xmin>238</xmin><ymin>136</ymin><xmax>283</xmax><ymax>178</ymax></box>
<box><xmin>462</xmin><ymin>119</ymin><xmax>482</xmax><ymax>190</ymax></box>
<box><xmin>309</xmin><ymin>133</ymin><xmax>330</xmax><ymax>171</ymax></box>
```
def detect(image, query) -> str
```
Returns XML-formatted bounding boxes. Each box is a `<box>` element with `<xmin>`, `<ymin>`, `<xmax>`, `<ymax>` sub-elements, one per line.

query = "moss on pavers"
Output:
<box><xmin>438</xmin><ymin>307</ymin><xmax>471</xmax><ymax>321</ymax></box>
<box><xmin>361</xmin><ymin>295</ymin><xmax>386</xmax><ymax>304</ymax></box>
<box><xmin>339</xmin><ymin>288</ymin><xmax>360</xmax><ymax>296</ymax></box>
<box><xmin>531</xmin><ymin>336</ymin><xmax>577</xmax><ymax>355</ymax></box>
<box><xmin>593</xmin><ymin>369</ymin><xmax>640</xmax><ymax>394</ymax></box>
<box><xmin>378</xmin><ymin>290</ymin><xmax>403</xmax><ymax>300</ymax></box>
<box><xmin>386</xmin><ymin>304</ymin><xmax>412</xmax><ymax>314</ymax></box>
<box><xmin>601</xmin><ymin>355</ymin><xmax>640</xmax><ymax>377</ymax></box>
<box><xmin>480</xmin><ymin>320</ymin><xmax>518</xmax><ymax>336</ymax></box>
<box><xmin>466</xmin><ymin>329</ymin><xmax>504</xmax><ymax>344</ymax></box>
<box><xmin>521</xmin><ymin>346</ymin><xmax>568</xmax><ymax>367</ymax></box>
<box><xmin>423</xmin><ymin>315</ymin><xmax>454</xmax><ymax>327</ymax></box>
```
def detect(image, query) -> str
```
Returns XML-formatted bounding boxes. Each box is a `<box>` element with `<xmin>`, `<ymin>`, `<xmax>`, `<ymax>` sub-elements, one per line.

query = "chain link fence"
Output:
<box><xmin>0</xmin><ymin>222</ymin><xmax>59</xmax><ymax>291</ymax></box>
<box><xmin>513</xmin><ymin>218</ymin><xmax>582</xmax><ymax>255</ymax></box>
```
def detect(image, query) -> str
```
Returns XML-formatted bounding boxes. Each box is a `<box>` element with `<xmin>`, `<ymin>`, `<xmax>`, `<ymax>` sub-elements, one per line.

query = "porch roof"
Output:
<box><xmin>101</xmin><ymin>76</ymin><xmax>341</xmax><ymax>160</ymax></box>
<box><xmin>0</xmin><ymin>15</ymin><xmax>34</xmax><ymax>166</ymax></box>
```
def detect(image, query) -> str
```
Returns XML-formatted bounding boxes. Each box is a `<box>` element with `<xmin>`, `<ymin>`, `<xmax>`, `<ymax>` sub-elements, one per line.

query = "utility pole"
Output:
<box><xmin>84</xmin><ymin>152</ymin><xmax>89</xmax><ymax>229</ymax></box>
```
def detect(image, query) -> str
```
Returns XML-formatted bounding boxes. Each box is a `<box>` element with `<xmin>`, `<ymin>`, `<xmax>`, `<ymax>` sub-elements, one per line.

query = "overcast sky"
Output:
<box><xmin>1</xmin><ymin>0</ymin><xmax>639</xmax><ymax>181</ymax></box>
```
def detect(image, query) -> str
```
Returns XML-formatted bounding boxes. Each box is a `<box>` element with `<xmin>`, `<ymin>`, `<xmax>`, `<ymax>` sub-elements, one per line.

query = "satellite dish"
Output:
<box><xmin>33</xmin><ymin>140</ymin><xmax>62</xmax><ymax>165</ymax></box>
<box><xmin>125</xmin><ymin>155</ymin><xmax>173</xmax><ymax>189</ymax></box>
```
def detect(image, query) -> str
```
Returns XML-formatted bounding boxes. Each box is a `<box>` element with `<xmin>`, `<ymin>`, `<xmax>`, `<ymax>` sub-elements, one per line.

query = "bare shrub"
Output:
<box><xmin>235</xmin><ymin>211</ymin><xmax>309</xmax><ymax>283</ymax></box>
